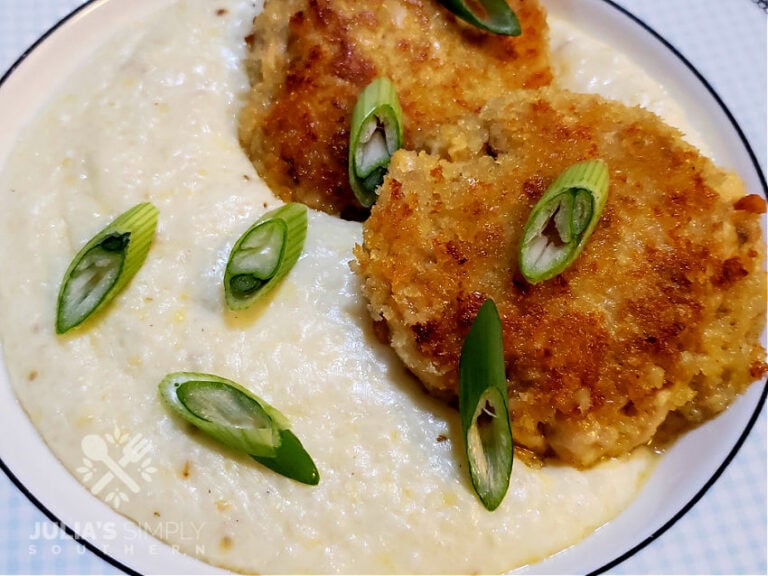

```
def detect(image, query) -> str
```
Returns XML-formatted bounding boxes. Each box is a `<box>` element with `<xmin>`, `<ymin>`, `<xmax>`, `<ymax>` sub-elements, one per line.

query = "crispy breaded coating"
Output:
<box><xmin>239</xmin><ymin>0</ymin><xmax>552</xmax><ymax>219</ymax></box>
<box><xmin>354</xmin><ymin>89</ymin><xmax>768</xmax><ymax>467</ymax></box>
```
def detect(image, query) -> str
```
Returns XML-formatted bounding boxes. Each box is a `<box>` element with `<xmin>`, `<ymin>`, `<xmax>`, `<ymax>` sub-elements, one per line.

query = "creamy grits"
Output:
<box><xmin>0</xmin><ymin>0</ymin><xmax>708</xmax><ymax>573</ymax></box>
<box><xmin>550</xmin><ymin>17</ymin><xmax>707</xmax><ymax>152</ymax></box>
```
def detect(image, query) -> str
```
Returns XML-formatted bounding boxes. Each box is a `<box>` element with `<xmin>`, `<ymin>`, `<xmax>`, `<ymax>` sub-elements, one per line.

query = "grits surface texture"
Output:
<box><xmin>0</xmin><ymin>5</ymin><xmax>658</xmax><ymax>572</ymax></box>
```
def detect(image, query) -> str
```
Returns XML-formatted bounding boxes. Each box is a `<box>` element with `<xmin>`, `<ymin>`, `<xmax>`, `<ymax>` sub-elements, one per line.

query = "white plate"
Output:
<box><xmin>0</xmin><ymin>0</ymin><xmax>765</xmax><ymax>574</ymax></box>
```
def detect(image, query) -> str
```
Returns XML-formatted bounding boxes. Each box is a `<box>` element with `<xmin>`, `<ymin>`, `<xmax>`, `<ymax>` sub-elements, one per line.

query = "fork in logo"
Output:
<box><xmin>89</xmin><ymin>433</ymin><xmax>152</xmax><ymax>495</ymax></box>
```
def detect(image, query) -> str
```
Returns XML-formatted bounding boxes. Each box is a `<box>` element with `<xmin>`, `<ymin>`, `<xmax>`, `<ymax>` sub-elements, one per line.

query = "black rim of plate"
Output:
<box><xmin>0</xmin><ymin>4</ymin><xmax>141</xmax><ymax>575</ymax></box>
<box><xmin>0</xmin><ymin>1</ymin><xmax>766</xmax><ymax>575</ymax></box>
<box><xmin>587</xmin><ymin>2</ymin><xmax>768</xmax><ymax>572</ymax></box>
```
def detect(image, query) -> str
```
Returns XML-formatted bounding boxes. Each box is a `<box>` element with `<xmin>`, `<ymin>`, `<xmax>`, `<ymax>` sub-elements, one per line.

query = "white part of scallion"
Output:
<box><xmin>348</xmin><ymin>77</ymin><xmax>403</xmax><ymax>207</ymax></box>
<box><xmin>519</xmin><ymin>159</ymin><xmax>609</xmax><ymax>284</ymax></box>
<box><xmin>356</xmin><ymin>129</ymin><xmax>390</xmax><ymax>176</ymax></box>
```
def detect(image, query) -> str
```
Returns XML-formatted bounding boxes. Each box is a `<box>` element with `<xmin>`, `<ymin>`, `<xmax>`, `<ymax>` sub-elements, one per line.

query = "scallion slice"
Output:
<box><xmin>252</xmin><ymin>429</ymin><xmax>320</xmax><ymax>486</ymax></box>
<box><xmin>519</xmin><ymin>159</ymin><xmax>609</xmax><ymax>284</ymax></box>
<box><xmin>438</xmin><ymin>0</ymin><xmax>521</xmax><ymax>36</ymax></box>
<box><xmin>224</xmin><ymin>203</ymin><xmax>307</xmax><ymax>310</ymax></box>
<box><xmin>458</xmin><ymin>299</ymin><xmax>513</xmax><ymax>511</ymax></box>
<box><xmin>348</xmin><ymin>77</ymin><xmax>403</xmax><ymax>207</ymax></box>
<box><xmin>159</xmin><ymin>372</ymin><xmax>319</xmax><ymax>485</ymax></box>
<box><xmin>56</xmin><ymin>202</ymin><xmax>158</xmax><ymax>334</ymax></box>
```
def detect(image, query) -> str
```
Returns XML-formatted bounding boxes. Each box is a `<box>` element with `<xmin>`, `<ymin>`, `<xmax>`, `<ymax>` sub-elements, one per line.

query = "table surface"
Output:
<box><xmin>0</xmin><ymin>1</ymin><xmax>766</xmax><ymax>574</ymax></box>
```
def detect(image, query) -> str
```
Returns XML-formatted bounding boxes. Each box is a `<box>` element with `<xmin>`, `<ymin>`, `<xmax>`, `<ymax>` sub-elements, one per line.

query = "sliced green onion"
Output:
<box><xmin>253</xmin><ymin>429</ymin><xmax>319</xmax><ymax>486</ymax></box>
<box><xmin>438</xmin><ymin>0</ymin><xmax>521</xmax><ymax>36</ymax></box>
<box><xmin>56</xmin><ymin>202</ymin><xmax>158</xmax><ymax>334</ymax></box>
<box><xmin>348</xmin><ymin>77</ymin><xmax>403</xmax><ymax>207</ymax></box>
<box><xmin>224</xmin><ymin>203</ymin><xmax>307</xmax><ymax>310</ymax></box>
<box><xmin>159</xmin><ymin>372</ymin><xmax>319</xmax><ymax>485</ymax></box>
<box><xmin>519</xmin><ymin>159</ymin><xmax>609</xmax><ymax>284</ymax></box>
<box><xmin>458</xmin><ymin>299</ymin><xmax>513</xmax><ymax>511</ymax></box>
<box><xmin>160</xmin><ymin>372</ymin><xmax>282</xmax><ymax>458</ymax></box>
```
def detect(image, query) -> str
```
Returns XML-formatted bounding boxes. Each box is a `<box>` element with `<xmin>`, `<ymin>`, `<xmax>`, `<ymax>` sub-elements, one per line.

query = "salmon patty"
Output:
<box><xmin>354</xmin><ymin>89</ymin><xmax>767</xmax><ymax>467</ymax></box>
<box><xmin>239</xmin><ymin>0</ymin><xmax>552</xmax><ymax>220</ymax></box>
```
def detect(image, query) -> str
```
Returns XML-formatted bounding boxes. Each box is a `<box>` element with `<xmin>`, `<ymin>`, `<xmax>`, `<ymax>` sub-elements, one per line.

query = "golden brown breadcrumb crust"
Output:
<box><xmin>354</xmin><ymin>89</ymin><xmax>768</xmax><ymax>467</ymax></box>
<box><xmin>239</xmin><ymin>0</ymin><xmax>552</xmax><ymax>219</ymax></box>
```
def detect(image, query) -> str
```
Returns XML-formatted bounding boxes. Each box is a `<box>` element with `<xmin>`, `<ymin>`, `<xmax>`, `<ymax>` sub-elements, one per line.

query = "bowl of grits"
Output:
<box><xmin>0</xmin><ymin>0</ymin><xmax>765</xmax><ymax>574</ymax></box>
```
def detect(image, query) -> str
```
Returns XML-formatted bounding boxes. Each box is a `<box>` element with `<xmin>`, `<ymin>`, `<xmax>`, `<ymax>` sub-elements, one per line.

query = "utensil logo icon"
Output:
<box><xmin>76</xmin><ymin>425</ymin><xmax>156</xmax><ymax>509</ymax></box>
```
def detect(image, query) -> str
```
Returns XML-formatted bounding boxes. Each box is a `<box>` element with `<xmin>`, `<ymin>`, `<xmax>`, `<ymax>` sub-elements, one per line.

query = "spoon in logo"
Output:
<box><xmin>81</xmin><ymin>434</ymin><xmax>141</xmax><ymax>493</ymax></box>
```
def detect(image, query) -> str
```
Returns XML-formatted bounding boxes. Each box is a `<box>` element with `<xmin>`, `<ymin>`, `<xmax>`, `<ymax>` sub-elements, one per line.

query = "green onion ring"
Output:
<box><xmin>56</xmin><ymin>202</ymin><xmax>158</xmax><ymax>334</ymax></box>
<box><xmin>458</xmin><ymin>299</ymin><xmax>513</xmax><ymax>511</ymax></box>
<box><xmin>438</xmin><ymin>0</ymin><xmax>521</xmax><ymax>36</ymax></box>
<box><xmin>224</xmin><ymin>203</ymin><xmax>307</xmax><ymax>310</ymax></box>
<box><xmin>519</xmin><ymin>159</ymin><xmax>609</xmax><ymax>284</ymax></box>
<box><xmin>348</xmin><ymin>77</ymin><xmax>403</xmax><ymax>207</ymax></box>
<box><xmin>159</xmin><ymin>372</ymin><xmax>319</xmax><ymax>485</ymax></box>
